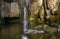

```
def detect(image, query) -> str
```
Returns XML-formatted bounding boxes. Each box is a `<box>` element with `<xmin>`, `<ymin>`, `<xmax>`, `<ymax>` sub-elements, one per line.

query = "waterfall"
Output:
<box><xmin>22</xmin><ymin>5</ymin><xmax>28</xmax><ymax>39</ymax></box>
<box><xmin>22</xmin><ymin>35</ymin><xmax>28</xmax><ymax>39</ymax></box>
<box><xmin>23</xmin><ymin>7</ymin><xmax>28</xmax><ymax>33</ymax></box>
<box><xmin>25</xmin><ymin>0</ymin><xmax>30</xmax><ymax>6</ymax></box>
<box><xmin>22</xmin><ymin>0</ymin><xmax>30</xmax><ymax>39</ymax></box>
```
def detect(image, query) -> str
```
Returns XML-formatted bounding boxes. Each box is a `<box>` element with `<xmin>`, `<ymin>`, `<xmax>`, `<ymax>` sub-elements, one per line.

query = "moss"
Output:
<box><xmin>55</xmin><ymin>7</ymin><xmax>60</xmax><ymax>23</ymax></box>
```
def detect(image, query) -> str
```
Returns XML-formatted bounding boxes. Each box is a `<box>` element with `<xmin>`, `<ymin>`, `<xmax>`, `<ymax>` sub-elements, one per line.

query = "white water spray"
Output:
<box><xmin>23</xmin><ymin>7</ymin><xmax>28</xmax><ymax>33</ymax></box>
<box><xmin>22</xmin><ymin>35</ymin><xmax>28</xmax><ymax>39</ymax></box>
<box><xmin>22</xmin><ymin>0</ymin><xmax>29</xmax><ymax>39</ymax></box>
<box><xmin>22</xmin><ymin>6</ymin><xmax>28</xmax><ymax>39</ymax></box>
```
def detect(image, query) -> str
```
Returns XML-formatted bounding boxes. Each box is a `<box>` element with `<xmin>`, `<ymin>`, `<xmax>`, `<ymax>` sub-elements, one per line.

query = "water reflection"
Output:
<box><xmin>22</xmin><ymin>35</ymin><xmax>28</xmax><ymax>39</ymax></box>
<box><xmin>0</xmin><ymin>22</ymin><xmax>22</xmax><ymax>39</ymax></box>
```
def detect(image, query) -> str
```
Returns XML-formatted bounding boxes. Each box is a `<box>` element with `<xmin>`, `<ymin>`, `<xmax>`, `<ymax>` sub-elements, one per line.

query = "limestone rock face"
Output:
<box><xmin>10</xmin><ymin>2</ymin><xmax>20</xmax><ymax>17</ymax></box>
<box><xmin>4</xmin><ymin>2</ymin><xmax>20</xmax><ymax>17</ymax></box>
<box><xmin>29</xmin><ymin>0</ymin><xmax>43</xmax><ymax>21</ymax></box>
<box><xmin>4</xmin><ymin>2</ymin><xmax>11</xmax><ymax>17</ymax></box>
<box><xmin>47</xmin><ymin>0</ymin><xmax>58</xmax><ymax>11</ymax></box>
<box><xmin>28</xmin><ymin>0</ymin><xmax>44</xmax><ymax>28</ymax></box>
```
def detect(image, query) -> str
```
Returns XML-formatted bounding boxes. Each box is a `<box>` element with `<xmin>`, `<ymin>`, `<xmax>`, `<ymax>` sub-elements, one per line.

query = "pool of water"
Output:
<box><xmin>0</xmin><ymin>22</ymin><xmax>60</xmax><ymax>39</ymax></box>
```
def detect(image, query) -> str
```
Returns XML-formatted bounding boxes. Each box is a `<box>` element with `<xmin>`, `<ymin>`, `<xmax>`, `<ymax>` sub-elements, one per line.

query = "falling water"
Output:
<box><xmin>23</xmin><ymin>7</ymin><xmax>28</xmax><ymax>33</ymax></box>
<box><xmin>22</xmin><ymin>0</ymin><xmax>30</xmax><ymax>39</ymax></box>
<box><xmin>22</xmin><ymin>6</ymin><xmax>28</xmax><ymax>39</ymax></box>
<box><xmin>22</xmin><ymin>35</ymin><xmax>28</xmax><ymax>39</ymax></box>
<box><xmin>23</xmin><ymin>0</ymin><xmax>30</xmax><ymax>33</ymax></box>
